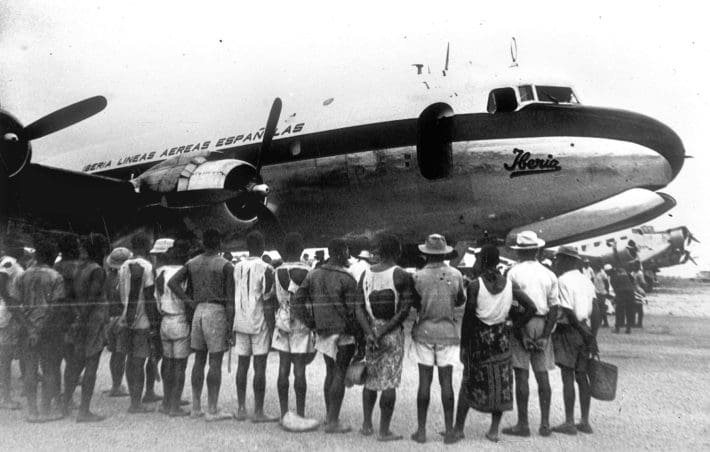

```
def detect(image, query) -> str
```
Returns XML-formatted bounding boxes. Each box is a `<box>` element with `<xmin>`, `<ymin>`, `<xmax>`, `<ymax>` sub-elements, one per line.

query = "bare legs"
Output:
<box><xmin>323</xmin><ymin>344</ymin><xmax>355</xmax><ymax>433</ymax></box>
<box><xmin>411</xmin><ymin>364</ymin><xmax>454</xmax><ymax>443</ymax></box>
<box><xmin>277</xmin><ymin>352</ymin><xmax>308</xmax><ymax>418</ymax></box>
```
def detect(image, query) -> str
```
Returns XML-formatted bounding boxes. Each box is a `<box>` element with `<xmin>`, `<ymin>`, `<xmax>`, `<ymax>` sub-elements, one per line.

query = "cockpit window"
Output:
<box><xmin>535</xmin><ymin>86</ymin><xmax>579</xmax><ymax>104</ymax></box>
<box><xmin>518</xmin><ymin>85</ymin><xmax>535</xmax><ymax>102</ymax></box>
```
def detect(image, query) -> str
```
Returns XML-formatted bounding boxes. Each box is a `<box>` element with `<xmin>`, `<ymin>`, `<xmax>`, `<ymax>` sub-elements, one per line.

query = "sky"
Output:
<box><xmin>1</xmin><ymin>0</ymin><xmax>708</xmax><ymax>271</ymax></box>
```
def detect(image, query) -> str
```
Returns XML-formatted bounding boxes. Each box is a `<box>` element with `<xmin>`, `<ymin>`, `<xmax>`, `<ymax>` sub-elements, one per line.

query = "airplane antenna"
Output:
<box><xmin>510</xmin><ymin>37</ymin><xmax>518</xmax><ymax>67</ymax></box>
<box><xmin>443</xmin><ymin>42</ymin><xmax>450</xmax><ymax>76</ymax></box>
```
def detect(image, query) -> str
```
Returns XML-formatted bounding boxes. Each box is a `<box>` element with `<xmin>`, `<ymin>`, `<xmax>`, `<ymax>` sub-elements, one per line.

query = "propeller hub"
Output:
<box><xmin>250</xmin><ymin>183</ymin><xmax>271</xmax><ymax>197</ymax></box>
<box><xmin>0</xmin><ymin>111</ymin><xmax>31</xmax><ymax>177</ymax></box>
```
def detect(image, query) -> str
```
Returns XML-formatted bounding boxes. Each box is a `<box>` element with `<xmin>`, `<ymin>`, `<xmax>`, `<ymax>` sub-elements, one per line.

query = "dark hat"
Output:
<box><xmin>555</xmin><ymin>245</ymin><xmax>582</xmax><ymax>261</ymax></box>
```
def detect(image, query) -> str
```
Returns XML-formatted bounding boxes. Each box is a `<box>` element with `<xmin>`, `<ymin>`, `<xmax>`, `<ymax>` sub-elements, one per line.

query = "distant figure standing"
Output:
<box><xmin>17</xmin><ymin>236</ymin><xmax>65</xmax><ymax>423</ymax></box>
<box><xmin>294</xmin><ymin>238</ymin><xmax>358</xmax><ymax>434</ymax></box>
<box><xmin>593</xmin><ymin>264</ymin><xmax>611</xmax><ymax>328</ymax></box>
<box><xmin>451</xmin><ymin>245</ymin><xmax>536</xmax><ymax>444</ymax></box>
<box><xmin>630</xmin><ymin>261</ymin><xmax>647</xmax><ymax>328</ymax></box>
<box><xmin>551</xmin><ymin>246</ymin><xmax>599</xmax><ymax>435</ymax></box>
<box><xmin>354</xmin><ymin>233</ymin><xmax>414</xmax><ymax>442</ymax></box>
<box><xmin>169</xmin><ymin>229</ymin><xmax>234</xmax><ymax>421</ymax></box>
<box><xmin>410</xmin><ymin>234</ymin><xmax>466</xmax><ymax>443</ymax></box>
<box><xmin>609</xmin><ymin>266</ymin><xmax>635</xmax><ymax>334</ymax></box>
<box><xmin>233</xmin><ymin>231</ymin><xmax>278</xmax><ymax>423</ymax></box>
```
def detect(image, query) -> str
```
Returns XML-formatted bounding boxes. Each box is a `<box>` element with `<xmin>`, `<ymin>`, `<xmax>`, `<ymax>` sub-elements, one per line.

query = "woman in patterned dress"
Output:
<box><xmin>449</xmin><ymin>245</ymin><xmax>535</xmax><ymax>443</ymax></box>
<box><xmin>354</xmin><ymin>233</ymin><xmax>414</xmax><ymax>442</ymax></box>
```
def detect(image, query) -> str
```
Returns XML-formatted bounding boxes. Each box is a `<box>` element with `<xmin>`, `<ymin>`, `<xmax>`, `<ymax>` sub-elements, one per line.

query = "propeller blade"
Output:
<box><xmin>690</xmin><ymin>233</ymin><xmax>701</xmax><ymax>244</ymax></box>
<box><xmin>254</xmin><ymin>98</ymin><xmax>282</xmax><ymax>177</ymax></box>
<box><xmin>689</xmin><ymin>255</ymin><xmax>698</xmax><ymax>266</ymax></box>
<box><xmin>248</xmin><ymin>196</ymin><xmax>283</xmax><ymax>242</ymax></box>
<box><xmin>23</xmin><ymin>96</ymin><xmax>107</xmax><ymax>140</ymax></box>
<box><xmin>0</xmin><ymin>163</ymin><xmax>9</xmax><ymax>235</ymax></box>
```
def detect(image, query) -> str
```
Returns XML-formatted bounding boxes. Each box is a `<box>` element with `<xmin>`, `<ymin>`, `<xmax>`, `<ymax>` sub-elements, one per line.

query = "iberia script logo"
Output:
<box><xmin>504</xmin><ymin>148</ymin><xmax>561</xmax><ymax>178</ymax></box>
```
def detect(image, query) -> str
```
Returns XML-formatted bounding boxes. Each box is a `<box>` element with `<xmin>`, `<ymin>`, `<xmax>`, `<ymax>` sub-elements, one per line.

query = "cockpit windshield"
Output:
<box><xmin>535</xmin><ymin>86</ymin><xmax>579</xmax><ymax>104</ymax></box>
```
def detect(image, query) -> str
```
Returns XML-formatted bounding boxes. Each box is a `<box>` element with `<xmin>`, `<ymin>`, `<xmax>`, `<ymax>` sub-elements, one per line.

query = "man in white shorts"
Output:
<box><xmin>233</xmin><ymin>231</ymin><xmax>278</xmax><ymax>423</ymax></box>
<box><xmin>272</xmin><ymin>232</ymin><xmax>319</xmax><ymax>430</ymax></box>
<box><xmin>503</xmin><ymin>231</ymin><xmax>559</xmax><ymax>438</ymax></box>
<box><xmin>410</xmin><ymin>234</ymin><xmax>466</xmax><ymax>443</ymax></box>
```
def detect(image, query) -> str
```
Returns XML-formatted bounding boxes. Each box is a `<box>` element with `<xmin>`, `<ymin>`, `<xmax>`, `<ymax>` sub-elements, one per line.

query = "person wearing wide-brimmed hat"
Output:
<box><xmin>410</xmin><ymin>234</ymin><xmax>466</xmax><ymax>444</ymax></box>
<box><xmin>104</xmin><ymin>247</ymin><xmax>132</xmax><ymax>398</ymax></box>
<box><xmin>551</xmin><ymin>245</ymin><xmax>599</xmax><ymax>436</ymax></box>
<box><xmin>503</xmin><ymin>231</ymin><xmax>560</xmax><ymax>438</ymax></box>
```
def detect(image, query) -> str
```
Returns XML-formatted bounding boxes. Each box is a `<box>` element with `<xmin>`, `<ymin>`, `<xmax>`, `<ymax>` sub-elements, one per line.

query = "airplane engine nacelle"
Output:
<box><xmin>136</xmin><ymin>156</ymin><xmax>265</xmax><ymax>231</ymax></box>
<box><xmin>417</xmin><ymin>103</ymin><xmax>454</xmax><ymax>180</ymax></box>
<box><xmin>668</xmin><ymin>228</ymin><xmax>687</xmax><ymax>250</ymax></box>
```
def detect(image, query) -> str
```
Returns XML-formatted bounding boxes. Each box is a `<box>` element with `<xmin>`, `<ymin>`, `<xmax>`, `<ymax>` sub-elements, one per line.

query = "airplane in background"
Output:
<box><xmin>0</xmin><ymin>63</ymin><xmax>686</xmax><ymax>254</ymax></box>
<box><xmin>567</xmin><ymin>225</ymin><xmax>699</xmax><ymax>270</ymax></box>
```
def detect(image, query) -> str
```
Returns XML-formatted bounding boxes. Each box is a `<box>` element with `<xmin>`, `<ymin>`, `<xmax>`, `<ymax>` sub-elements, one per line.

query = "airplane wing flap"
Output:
<box><xmin>507</xmin><ymin>188</ymin><xmax>676</xmax><ymax>248</ymax></box>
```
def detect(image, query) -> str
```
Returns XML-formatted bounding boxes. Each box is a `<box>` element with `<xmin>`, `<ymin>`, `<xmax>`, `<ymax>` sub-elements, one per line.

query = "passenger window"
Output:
<box><xmin>594</xmin><ymin>241</ymin><xmax>601</xmax><ymax>247</ymax></box>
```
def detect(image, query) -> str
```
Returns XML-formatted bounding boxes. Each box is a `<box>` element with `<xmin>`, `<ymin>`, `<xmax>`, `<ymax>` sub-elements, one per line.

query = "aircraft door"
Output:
<box><xmin>417</xmin><ymin>103</ymin><xmax>454</xmax><ymax>180</ymax></box>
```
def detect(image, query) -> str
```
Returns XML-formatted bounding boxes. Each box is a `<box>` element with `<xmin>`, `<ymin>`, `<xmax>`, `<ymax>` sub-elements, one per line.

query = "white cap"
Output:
<box><xmin>150</xmin><ymin>238</ymin><xmax>174</xmax><ymax>254</ymax></box>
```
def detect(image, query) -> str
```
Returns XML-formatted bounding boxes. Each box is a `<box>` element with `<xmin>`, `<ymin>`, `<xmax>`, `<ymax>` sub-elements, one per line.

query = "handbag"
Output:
<box><xmin>345</xmin><ymin>359</ymin><xmax>367</xmax><ymax>388</ymax></box>
<box><xmin>588</xmin><ymin>356</ymin><xmax>618</xmax><ymax>401</ymax></box>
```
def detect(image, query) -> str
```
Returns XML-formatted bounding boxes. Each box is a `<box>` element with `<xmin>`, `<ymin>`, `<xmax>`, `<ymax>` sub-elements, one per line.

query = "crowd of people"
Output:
<box><xmin>0</xmin><ymin>226</ymin><xmax>635</xmax><ymax>444</ymax></box>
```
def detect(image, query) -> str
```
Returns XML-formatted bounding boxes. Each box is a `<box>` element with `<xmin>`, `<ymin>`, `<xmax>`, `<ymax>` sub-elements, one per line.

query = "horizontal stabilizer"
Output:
<box><xmin>506</xmin><ymin>188</ymin><xmax>676</xmax><ymax>248</ymax></box>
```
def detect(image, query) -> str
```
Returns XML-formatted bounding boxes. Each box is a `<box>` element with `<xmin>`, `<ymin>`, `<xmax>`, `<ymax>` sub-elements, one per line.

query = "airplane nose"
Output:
<box><xmin>595</xmin><ymin>107</ymin><xmax>685</xmax><ymax>181</ymax></box>
<box><xmin>520</xmin><ymin>104</ymin><xmax>686</xmax><ymax>182</ymax></box>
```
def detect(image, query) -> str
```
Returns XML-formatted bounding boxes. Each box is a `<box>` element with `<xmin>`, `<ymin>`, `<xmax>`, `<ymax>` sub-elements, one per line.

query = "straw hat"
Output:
<box><xmin>418</xmin><ymin>234</ymin><xmax>453</xmax><ymax>255</ymax></box>
<box><xmin>106</xmin><ymin>247</ymin><xmax>132</xmax><ymax>269</ymax></box>
<box><xmin>510</xmin><ymin>230</ymin><xmax>546</xmax><ymax>250</ymax></box>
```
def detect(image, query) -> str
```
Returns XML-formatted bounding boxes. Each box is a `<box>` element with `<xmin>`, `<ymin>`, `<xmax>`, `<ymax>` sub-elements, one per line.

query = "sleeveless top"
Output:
<box><xmin>361</xmin><ymin>266</ymin><xmax>400</xmax><ymax>321</ymax></box>
<box><xmin>155</xmin><ymin>265</ymin><xmax>185</xmax><ymax>316</ymax></box>
<box><xmin>186</xmin><ymin>253</ymin><xmax>229</xmax><ymax>305</ymax></box>
<box><xmin>233</xmin><ymin>257</ymin><xmax>274</xmax><ymax>334</ymax></box>
<box><xmin>476</xmin><ymin>276</ymin><xmax>513</xmax><ymax>326</ymax></box>
<box><xmin>274</xmin><ymin>261</ymin><xmax>311</xmax><ymax>333</ymax></box>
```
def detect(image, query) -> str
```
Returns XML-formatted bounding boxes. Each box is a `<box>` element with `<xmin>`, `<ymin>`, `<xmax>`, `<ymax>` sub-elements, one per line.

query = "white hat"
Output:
<box><xmin>603</xmin><ymin>264</ymin><xmax>613</xmax><ymax>271</ymax></box>
<box><xmin>150</xmin><ymin>238</ymin><xmax>175</xmax><ymax>254</ymax></box>
<box><xmin>510</xmin><ymin>230</ymin><xmax>546</xmax><ymax>250</ymax></box>
<box><xmin>356</xmin><ymin>250</ymin><xmax>372</xmax><ymax>261</ymax></box>
<box><xmin>418</xmin><ymin>234</ymin><xmax>453</xmax><ymax>255</ymax></box>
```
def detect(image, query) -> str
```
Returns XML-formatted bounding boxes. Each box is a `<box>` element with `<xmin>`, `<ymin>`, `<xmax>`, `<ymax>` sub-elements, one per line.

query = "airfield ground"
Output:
<box><xmin>0</xmin><ymin>277</ymin><xmax>708</xmax><ymax>451</ymax></box>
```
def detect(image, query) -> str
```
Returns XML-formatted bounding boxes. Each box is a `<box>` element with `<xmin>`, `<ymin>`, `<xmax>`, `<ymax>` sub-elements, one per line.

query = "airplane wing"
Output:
<box><xmin>9</xmin><ymin>163</ymin><xmax>137</xmax><ymax>234</ymax></box>
<box><xmin>505</xmin><ymin>188</ymin><xmax>676</xmax><ymax>248</ymax></box>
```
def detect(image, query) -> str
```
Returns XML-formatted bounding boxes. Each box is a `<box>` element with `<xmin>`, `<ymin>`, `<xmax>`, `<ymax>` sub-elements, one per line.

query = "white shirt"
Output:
<box><xmin>155</xmin><ymin>265</ymin><xmax>185</xmax><ymax>316</ymax></box>
<box><xmin>0</xmin><ymin>256</ymin><xmax>24</xmax><ymax>328</ymax></box>
<box><xmin>476</xmin><ymin>277</ymin><xmax>513</xmax><ymax>326</ymax></box>
<box><xmin>119</xmin><ymin>257</ymin><xmax>155</xmax><ymax>330</ymax></box>
<box><xmin>507</xmin><ymin>260</ymin><xmax>559</xmax><ymax>315</ymax></box>
<box><xmin>349</xmin><ymin>258</ymin><xmax>370</xmax><ymax>286</ymax></box>
<box><xmin>558</xmin><ymin>269</ymin><xmax>596</xmax><ymax>322</ymax></box>
<box><xmin>233</xmin><ymin>256</ymin><xmax>274</xmax><ymax>334</ymax></box>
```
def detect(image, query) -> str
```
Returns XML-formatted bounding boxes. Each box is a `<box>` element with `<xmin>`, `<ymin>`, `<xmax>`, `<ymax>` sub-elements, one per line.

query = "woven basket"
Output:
<box><xmin>589</xmin><ymin>358</ymin><xmax>618</xmax><ymax>401</ymax></box>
